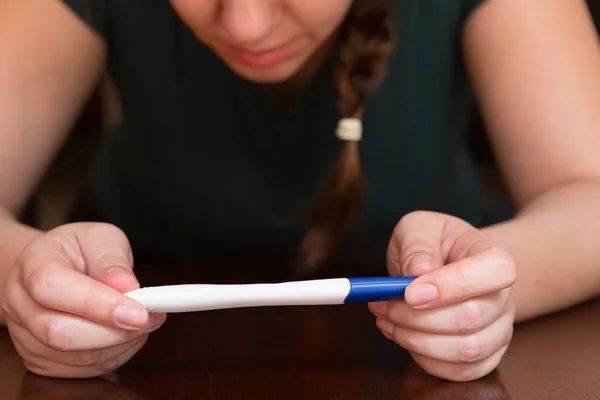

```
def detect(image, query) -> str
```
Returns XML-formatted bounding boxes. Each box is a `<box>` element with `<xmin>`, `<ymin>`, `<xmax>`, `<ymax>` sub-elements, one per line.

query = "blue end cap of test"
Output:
<box><xmin>344</xmin><ymin>277</ymin><xmax>416</xmax><ymax>303</ymax></box>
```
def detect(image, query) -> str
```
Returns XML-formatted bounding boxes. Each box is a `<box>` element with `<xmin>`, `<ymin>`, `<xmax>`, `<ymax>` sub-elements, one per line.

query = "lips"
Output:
<box><xmin>224</xmin><ymin>40</ymin><xmax>295</xmax><ymax>69</ymax></box>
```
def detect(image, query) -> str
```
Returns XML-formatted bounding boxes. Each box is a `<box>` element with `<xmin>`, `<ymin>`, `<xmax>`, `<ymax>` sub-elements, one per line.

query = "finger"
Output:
<box><xmin>71</xmin><ymin>223</ymin><xmax>139</xmax><ymax>293</ymax></box>
<box><xmin>18</xmin><ymin>257</ymin><xmax>150</xmax><ymax>330</ymax></box>
<box><xmin>20</xmin><ymin>332</ymin><xmax>148</xmax><ymax>379</ymax></box>
<box><xmin>376</xmin><ymin>312</ymin><xmax>513</xmax><ymax>364</ymax></box>
<box><xmin>404</xmin><ymin>246</ymin><xmax>516</xmax><ymax>309</ymax></box>
<box><xmin>7</xmin><ymin>285</ymin><xmax>165</xmax><ymax>350</ymax></box>
<box><xmin>411</xmin><ymin>345</ymin><xmax>509</xmax><ymax>382</ymax></box>
<box><xmin>10</xmin><ymin>321</ymin><xmax>149</xmax><ymax>368</ymax></box>
<box><xmin>387</xmin><ymin>211</ymin><xmax>450</xmax><ymax>277</ymax></box>
<box><xmin>23</xmin><ymin>223</ymin><xmax>139</xmax><ymax>293</ymax></box>
<box><xmin>369</xmin><ymin>291</ymin><xmax>508</xmax><ymax>334</ymax></box>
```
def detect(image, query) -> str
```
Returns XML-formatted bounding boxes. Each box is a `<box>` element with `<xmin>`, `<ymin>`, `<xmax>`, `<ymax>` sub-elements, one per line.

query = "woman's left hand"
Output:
<box><xmin>369</xmin><ymin>211</ymin><xmax>516</xmax><ymax>382</ymax></box>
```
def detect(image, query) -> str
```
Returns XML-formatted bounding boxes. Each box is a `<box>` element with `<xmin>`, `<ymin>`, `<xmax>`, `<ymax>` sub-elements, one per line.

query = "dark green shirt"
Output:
<box><xmin>62</xmin><ymin>0</ymin><xmax>485</xmax><ymax>268</ymax></box>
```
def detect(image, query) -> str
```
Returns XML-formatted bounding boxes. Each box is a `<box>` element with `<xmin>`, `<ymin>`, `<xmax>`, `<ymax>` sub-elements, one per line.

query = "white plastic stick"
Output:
<box><xmin>124</xmin><ymin>278</ymin><xmax>351</xmax><ymax>313</ymax></box>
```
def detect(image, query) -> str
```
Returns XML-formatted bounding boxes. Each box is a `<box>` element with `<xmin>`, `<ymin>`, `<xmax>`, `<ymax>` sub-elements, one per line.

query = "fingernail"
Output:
<box><xmin>407</xmin><ymin>253</ymin><xmax>435</xmax><ymax>276</ymax></box>
<box><xmin>114</xmin><ymin>305</ymin><xmax>148</xmax><ymax>329</ymax></box>
<box><xmin>369</xmin><ymin>302</ymin><xmax>388</xmax><ymax>316</ymax></box>
<box><xmin>377</xmin><ymin>318</ymin><xmax>394</xmax><ymax>337</ymax></box>
<box><xmin>406</xmin><ymin>283</ymin><xmax>438</xmax><ymax>307</ymax></box>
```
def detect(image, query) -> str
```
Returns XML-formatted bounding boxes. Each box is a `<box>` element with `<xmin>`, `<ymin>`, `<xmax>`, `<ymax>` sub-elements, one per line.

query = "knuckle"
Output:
<box><xmin>80</xmin><ymin>222</ymin><xmax>134</xmax><ymax>268</ymax></box>
<box><xmin>26</xmin><ymin>265</ymin><xmax>56</xmax><ymax>303</ymax></box>
<box><xmin>404</xmin><ymin>238</ymin><xmax>437</xmax><ymax>254</ymax></box>
<box><xmin>14</xmin><ymin>242</ymin><xmax>37</xmax><ymax>270</ymax></box>
<box><xmin>492</xmin><ymin>247</ymin><xmax>517</xmax><ymax>286</ymax></box>
<box><xmin>24</xmin><ymin>360</ymin><xmax>50</xmax><ymax>377</ymax></box>
<box><xmin>448</xmin><ymin>229</ymin><xmax>487</xmax><ymax>260</ymax></box>
<box><xmin>457</xmin><ymin>258</ymin><xmax>478</xmax><ymax>281</ymax></box>
<box><xmin>402</xmin><ymin>244</ymin><xmax>436</xmax><ymax>264</ymax></box>
<box><xmin>100</xmin><ymin>336</ymin><xmax>147</xmax><ymax>374</ymax></box>
<box><xmin>404</xmin><ymin>307</ymin><xmax>417</xmax><ymax>329</ymax></box>
<box><xmin>401</xmin><ymin>332</ymin><xmax>423</xmax><ymax>354</ymax></box>
<box><xmin>390</xmin><ymin>211</ymin><xmax>440</xmax><ymax>274</ymax></box>
<box><xmin>73</xmin><ymin>350</ymin><xmax>101</xmax><ymax>367</ymax></box>
<box><xmin>393</xmin><ymin>211</ymin><xmax>430</xmax><ymax>235</ymax></box>
<box><xmin>457</xmin><ymin>334</ymin><xmax>485</xmax><ymax>363</ymax></box>
<box><xmin>81</xmin><ymin>284</ymin><xmax>117</xmax><ymax>319</ymax></box>
<box><xmin>38</xmin><ymin>319</ymin><xmax>72</xmax><ymax>351</ymax></box>
<box><xmin>386</xmin><ymin>244</ymin><xmax>401</xmax><ymax>274</ymax></box>
<box><xmin>457</xmin><ymin>230</ymin><xmax>483</xmax><ymax>250</ymax></box>
<box><xmin>455</xmin><ymin>301</ymin><xmax>485</xmax><ymax>333</ymax></box>
<box><xmin>81</xmin><ymin>288</ymin><xmax>98</xmax><ymax>316</ymax></box>
<box><xmin>400</xmin><ymin>244</ymin><xmax>437</xmax><ymax>276</ymax></box>
<box><xmin>86</xmin><ymin>222</ymin><xmax>126</xmax><ymax>238</ymax></box>
<box><xmin>1</xmin><ymin>294</ymin><xmax>12</xmax><ymax>317</ymax></box>
<box><xmin>388</xmin><ymin>226</ymin><xmax>404</xmax><ymax>269</ymax></box>
<box><xmin>456</xmin><ymin>261</ymin><xmax>478</xmax><ymax>296</ymax></box>
<box><xmin>91</xmin><ymin>253</ymin><xmax>130</xmax><ymax>272</ymax></box>
<box><xmin>402</xmin><ymin>210</ymin><xmax>431</xmax><ymax>222</ymax></box>
<box><xmin>98</xmin><ymin>357</ymin><xmax>126</xmax><ymax>375</ymax></box>
<box><xmin>89</xmin><ymin>223</ymin><xmax>131</xmax><ymax>249</ymax></box>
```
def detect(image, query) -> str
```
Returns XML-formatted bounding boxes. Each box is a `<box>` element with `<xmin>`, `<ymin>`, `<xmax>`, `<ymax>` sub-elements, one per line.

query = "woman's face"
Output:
<box><xmin>170</xmin><ymin>0</ymin><xmax>352</xmax><ymax>83</ymax></box>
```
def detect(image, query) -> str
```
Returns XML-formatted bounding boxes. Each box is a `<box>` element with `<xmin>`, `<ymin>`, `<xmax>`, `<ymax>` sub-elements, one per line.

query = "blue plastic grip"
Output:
<box><xmin>344</xmin><ymin>277</ymin><xmax>416</xmax><ymax>303</ymax></box>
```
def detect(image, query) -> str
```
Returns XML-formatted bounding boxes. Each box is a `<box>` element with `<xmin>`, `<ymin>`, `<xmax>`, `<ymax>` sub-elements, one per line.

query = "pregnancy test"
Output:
<box><xmin>124</xmin><ymin>277</ymin><xmax>416</xmax><ymax>313</ymax></box>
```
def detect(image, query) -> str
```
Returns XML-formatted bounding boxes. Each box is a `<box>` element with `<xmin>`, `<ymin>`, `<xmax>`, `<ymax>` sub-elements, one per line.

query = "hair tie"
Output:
<box><xmin>336</xmin><ymin>118</ymin><xmax>362</xmax><ymax>141</ymax></box>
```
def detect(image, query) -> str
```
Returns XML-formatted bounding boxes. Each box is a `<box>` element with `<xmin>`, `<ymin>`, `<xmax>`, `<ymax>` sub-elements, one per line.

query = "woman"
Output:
<box><xmin>1</xmin><ymin>0</ymin><xmax>600</xmax><ymax>383</ymax></box>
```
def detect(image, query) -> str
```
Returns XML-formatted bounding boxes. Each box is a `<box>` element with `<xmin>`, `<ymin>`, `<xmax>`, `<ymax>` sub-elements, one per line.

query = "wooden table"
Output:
<box><xmin>1</xmin><ymin>264</ymin><xmax>599</xmax><ymax>399</ymax></box>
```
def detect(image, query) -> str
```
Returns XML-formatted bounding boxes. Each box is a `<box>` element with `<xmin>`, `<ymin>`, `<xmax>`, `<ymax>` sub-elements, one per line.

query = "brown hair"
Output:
<box><xmin>294</xmin><ymin>0</ymin><xmax>396</xmax><ymax>274</ymax></box>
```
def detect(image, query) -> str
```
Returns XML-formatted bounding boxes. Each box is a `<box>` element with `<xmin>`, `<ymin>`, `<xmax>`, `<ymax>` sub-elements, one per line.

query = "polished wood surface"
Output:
<box><xmin>1</xmin><ymin>264</ymin><xmax>599</xmax><ymax>399</ymax></box>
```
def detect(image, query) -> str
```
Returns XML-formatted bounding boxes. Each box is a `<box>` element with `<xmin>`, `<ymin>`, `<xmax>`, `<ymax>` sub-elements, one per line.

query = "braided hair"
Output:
<box><xmin>295</xmin><ymin>0</ymin><xmax>396</xmax><ymax>273</ymax></box>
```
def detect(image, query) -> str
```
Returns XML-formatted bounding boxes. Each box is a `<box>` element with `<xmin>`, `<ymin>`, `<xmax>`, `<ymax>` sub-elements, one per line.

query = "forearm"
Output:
<box><xmin>483</xmin><ymin>180</ymin><xmax>600</xmax><ymax>322</ymax></box>
<box><xmin>0</xmin><ymin>206</ymin><xmax>43</xmax><ymax>326</ymax></box>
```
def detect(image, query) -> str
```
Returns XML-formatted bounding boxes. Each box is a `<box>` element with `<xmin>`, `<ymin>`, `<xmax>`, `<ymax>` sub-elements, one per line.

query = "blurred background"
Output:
<box><xmin>22</xmin><ymin>0</ymin><xmax>600</xmax><ymax>231</ymax></box>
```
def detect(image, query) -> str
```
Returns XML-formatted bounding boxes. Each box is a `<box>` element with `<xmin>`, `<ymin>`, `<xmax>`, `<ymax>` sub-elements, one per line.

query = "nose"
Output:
<box><xmin>220</xmin><ymin>0</ymin><xmax>279</xmax><ymax>46</ymax></box>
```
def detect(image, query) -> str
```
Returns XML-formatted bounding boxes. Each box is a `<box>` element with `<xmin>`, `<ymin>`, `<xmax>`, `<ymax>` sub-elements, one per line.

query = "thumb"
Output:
<box><xmin>387</xmin><ymin>211</ymin><xmax>447</xmax><ymax>277</ymax></box>
<box><xmin>74</xmin><ymin>223</ymin><xmax>139</xmax><ymax>293</ymax></box>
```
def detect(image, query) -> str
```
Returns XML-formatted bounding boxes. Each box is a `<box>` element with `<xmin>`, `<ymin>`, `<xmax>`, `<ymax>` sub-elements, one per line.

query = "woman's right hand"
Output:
<box><xmin>1</xmin><ymin>222</ymin><xmax>166</xmax><ymax>378</ymax></box>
